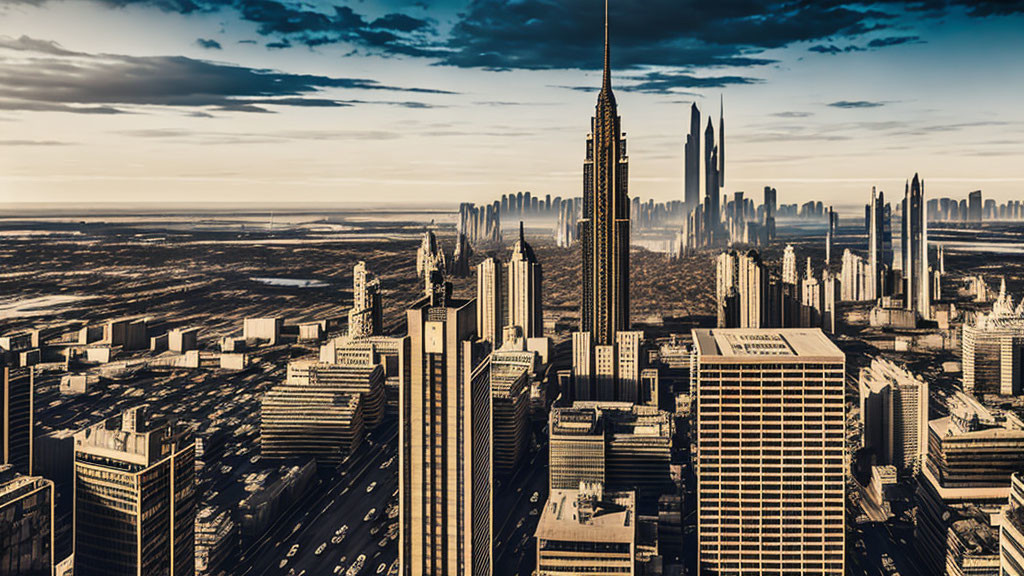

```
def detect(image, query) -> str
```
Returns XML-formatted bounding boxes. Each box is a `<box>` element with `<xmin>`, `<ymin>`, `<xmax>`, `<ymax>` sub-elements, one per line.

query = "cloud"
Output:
<box><xmin>773</xmin><ymin>111</ymin><xmax>814</xmax><ymax>118</ymax></box>
<box><xmin>195</xmin><ymin>37</ymin><xmax>222</xmax><ymax>50</ymax></box>
<box><xmin>867</xmin><ymin>35</ymin><xmax>921</xmax><ymax>48</ymax></box>
<box><xmin>440</xmin><ymin>0</ymin><xmax>892</xmax><ymax>71</ymax></box>
<box><xmin>623</xmin><ymin>72</ymin><xmax>762</xmax><ymax>94</ymax></box>
<box><xmin>0</xmin><ymin>35</ymin><xmax>453</xmax><ymax>114</ymax></box>
<box><xmin>0</xmin><ymin>139</ymin><xmax>73</xmax><ymax>146</ymax></box>
<box><xmin>828</xmin><ymin>100</ymin><xmax>887</xmax><ymax>109</ymax></box>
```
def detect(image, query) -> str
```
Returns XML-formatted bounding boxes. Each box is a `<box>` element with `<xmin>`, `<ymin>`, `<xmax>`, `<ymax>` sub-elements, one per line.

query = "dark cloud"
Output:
<box><xmin>867</xmin><ymin>35</ymin><xmax>921</xmax><ymax>48</ymax></box>
<box><xmin>0</xmin><ymin>36</ymin><xmax>453</xmax><ymax>114</ymax></box>
<box><xmin>440</xmin><ymin>0</ymin><xmax>891</xmax><ymax>71</ymax></box>
<box><xmin>624</xmin><ymin>72</ymin><xmax>761</xmax><ymax>94</ymax></box>
<box><xmin>809</xmin><ymin>44</ymin><xmax>865</xmax><ymax>54</ymax></box>
<box><xmin>195</xmin><ymin>37</ymin><xmax>222</xmax><ymax>50</ymax></box>
<box><xmin>828</xmin><ymin>100</ymin><xmax>887</xmax><ymax>109</ymax></box>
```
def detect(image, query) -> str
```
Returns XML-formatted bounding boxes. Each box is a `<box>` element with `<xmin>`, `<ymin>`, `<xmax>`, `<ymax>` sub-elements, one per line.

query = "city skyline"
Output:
<box><xmin>1</xmin><ymin>0</ymin><xmax>1023</xmax><ymax>205</ymax></box>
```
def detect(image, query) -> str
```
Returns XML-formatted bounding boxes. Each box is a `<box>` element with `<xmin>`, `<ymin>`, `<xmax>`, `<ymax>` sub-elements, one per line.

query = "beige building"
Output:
<box><xmin>506</xmin><ymin>223</ymin><xmax>543</xmax><ymax>339</ymax></box>
<box><xmin>476</xmin><ymin>256</ymin><xmax>503</xmax><ymax>347</ymax></box>
<box><xmin>693</xmin><ymin>328</ymin><xmax>846</xmax><ymax>575</ymax></box>
<box><xmin>859</xmin><ymin>357</ymin><xmax>929</xmax><ymax>474</ymax></box>
<box><xmin>1001</xmin><ymin>472</ymin><xmax>1024</xmax><ymax>576</ymax></box>
<box><xmin>73</xmin><ymin>406</ymin><xmax>196</xmax><ymax>576</ymax></box>
<box><xmin>399</xmin><ymin>285</ymin><xmax>491</xmax><ymax>576</ymax></box>
<box><xmin>535</xmin><ymin>483</ymin><xmax>636</xmax><ymax>575</ymax></box>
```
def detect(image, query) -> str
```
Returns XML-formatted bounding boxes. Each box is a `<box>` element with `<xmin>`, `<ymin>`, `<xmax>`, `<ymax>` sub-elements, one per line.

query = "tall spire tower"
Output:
<box><xmin>580</xmin><ymin>0</ymin><xmax>630</xmax><ymax>346</ymax></box>
<box><xmin>719</xmin><ymin>94</ymin><xmax>726</xmax><ymax>188</ymax></box>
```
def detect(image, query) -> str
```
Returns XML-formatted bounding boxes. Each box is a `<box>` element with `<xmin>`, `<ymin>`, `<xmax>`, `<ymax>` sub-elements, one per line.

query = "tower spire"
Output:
<box><xmin>602</xmin><ymin>0</ymin><xmax>611</xmax><ymax>91</ymax></box>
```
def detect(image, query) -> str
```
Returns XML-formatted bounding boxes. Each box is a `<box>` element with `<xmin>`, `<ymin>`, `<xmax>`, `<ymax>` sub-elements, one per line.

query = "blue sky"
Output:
<box><xmin>0</xmin><ymin>0</ymin><xmax>1022</xmax><ymax>208</ymax></box>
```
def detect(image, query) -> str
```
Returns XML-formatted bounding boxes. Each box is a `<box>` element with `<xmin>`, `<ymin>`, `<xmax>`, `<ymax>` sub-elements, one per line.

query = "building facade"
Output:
<box><xmin>0</xmin><ymin>465</ymin><xmax>53</xmax><ymax>575</ymax></box>
<box><xmin>694</xmin><ymin>329</ymin><xmax>845</xmax><ymax>575</ymax></box>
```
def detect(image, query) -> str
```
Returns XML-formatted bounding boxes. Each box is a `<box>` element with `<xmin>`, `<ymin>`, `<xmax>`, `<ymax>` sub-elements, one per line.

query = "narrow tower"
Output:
<box><xmin>579</xmin><ymin>0</ymin><xmax>630</xmax><ymax>346</ymax></box>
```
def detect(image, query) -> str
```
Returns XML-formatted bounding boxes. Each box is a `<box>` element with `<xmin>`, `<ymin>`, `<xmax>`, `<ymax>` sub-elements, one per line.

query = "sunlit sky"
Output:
<box><xmin>0</xmin><ymin>0</ymin><xmax>1022</xmax><ymax>208</ymax></box>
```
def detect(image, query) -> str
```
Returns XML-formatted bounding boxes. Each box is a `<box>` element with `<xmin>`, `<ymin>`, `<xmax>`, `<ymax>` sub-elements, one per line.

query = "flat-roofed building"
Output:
<box><xmin>535</xmin><ymin>483</ymin><xmax>636</xmax><ymax>575</ymax></box>
<box><xmin>399</xmin><ymin>282</ymin><xmax>492</xmax><ymax>576</ymax></box>
<box><xmin>2</xmin><ymin>366</ymin><xmax>35</xmax><ymax>475</ymax></box>
<box><xmin>169</xmin><ymin>327</ymin><xmax>200</xmax><ymax>353</ymax></box>
<box><xmin>285</xmin><ymin>359</ymin><xmax>385</xmax><ymax>428</ymax></box>
<box><xmin>321</xmin><ymin>335</ymin><xmax>409</xmax><ymax>411</ymax></box>
<box><xmin>1001</xmin><ymin>473</ymin><xmax>1024</xmax><ymax>576</ymax></box>
<box><xmin>693</xmin><ymin>328</ymin><xmax>846</xmax><ymax>575</ymax></box>
<box><xmin>0</xmin><ymin>465</ymin><xmax>53</xmax><ymax>575</ymax></box>
<box><xmin>490</xmin><ymin>348</ymin><xmax>531</xmax><ymax>477</ymax></box>
<box><xmin>859</xmin><ymin>357</ymin><xmax>928</xmax><ymax>474</ymax></box>
<box><xmin>243</xmin><ymin>317</ymin><xmax>281</xmax><ymax>345</ymax></box>
<box><xmin>916</xmin><ymin>393</ymin><xmax>1024</xmax><ymax>576</ymax></box>
<box><xmin>261</xmin><ymin>384</ymin><xmax>363</xmax><ymax>466</ymax></box>
<box><xmin>73</xmin><ymin>406</ymin><xmax>196</xmax><ymax>576</ymax></box>
<box><xmin>549</xmin><ymin>405</ymin><xmax>605</xmax><ymax>491</ymax></box>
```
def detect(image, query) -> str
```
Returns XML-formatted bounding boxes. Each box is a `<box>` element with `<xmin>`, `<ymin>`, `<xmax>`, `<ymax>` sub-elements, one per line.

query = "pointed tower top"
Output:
<box><xmin>519</xmin><ymin>220</ymin><xmax>525</xmax><ymax>243</ymax></box>
<box><xmin>602</xmin><ymin>0</ymin><xmax>611</xmax><ymax>92</ymax></box>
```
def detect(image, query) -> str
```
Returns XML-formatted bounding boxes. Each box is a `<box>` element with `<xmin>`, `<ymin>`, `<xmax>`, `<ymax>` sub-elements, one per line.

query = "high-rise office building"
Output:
<box><xmin>916</xmin><ymin>393</ymin><xmax>1024</xmax><ymax>575</ymax></box>
<box><xmin>490</xmin><ymin>348</ymin><xmax>532</xmax><ymax>477</ymax></box>
<box><xmin>262</xmin><ymin>372</ymin><xmax>365</xmax><ymax>466</ymax></box>
<box><xmin>903</xmin><ymin>173</ymin><xmax>930</xmax><ymax>319</ymax></box>
<box><xmin>549</xmin><ymin>402</ymin><xmax>671</xmax><ymax>500</ymax></box>
<box><xmin>74</xmin><ymin>406</ymin><xmax>196</xmax><ymax>576</ymax></box>
<box><xmin>825</xmin><ymin>206</ymin><xmax>837</xmax><ymax>265</ymax></box>
<box><xmin>962</xmin><ymin>282</ymin><xmax>1024</xmax><ymax>396</ymax></box>
<box><xmin>969</xmin><ymin>190</ymin><xmax>983</xmax><ymax>223</ymax></box>
<box><xmin>693</xmin><ymin>329</ymin><xmax>845</xmax><ymax>575</ymax></box>
<box><xmin>684</xmin><ymin>103</ymin><xmax>701</xmax><ymax>212</ymax></box>
<box><xmin>868</xmin><ymin>187</ymin><xmax>884</xmax><ymax>300</ymax></box>
<box><xmin>1001</xmin><ymin>472</ymin><xmax>1024</xmax><ymax>576</ymax></box>
<box><xmin>400</xmin><ymin>280</ymin><xmax>492</xmax><ymax>576</ymax></box>
<box><xmin>285</xmin><ymin>359</ymin><xmax>386</xmax><ymax>427</ymax></box>
<box><xmin>476</xmin><ymin>256</ymin><xmax>503</xmax><ymax>347</ymax></box>
<box><xmin>0</xmin><ymin>465</ymin><xmax>53</xmax><ymax>575</ymax></box>
<box><xmin>736</xmin><ymin>250</ymin><xmax>766</xmax><ymax>328</ymax></box>
<box><xmin>2</xmin><ymin>366</ymin><xmax>34</xmax><ymax>475</ymax></box>
<box><xmin>571</xmin><ymin>329</ymin><xmax>644</xmax><ymax>402</ymax></box>
<box><xmin>704</xmin><ymin>118</ymin><xmax>720</xmax><ymax>244</ymax></box>
<box><xmin>534</xmin><ymin>483</ymin><xmax>636</xmax><ymax>575</ymax></box>
<box><xmin>840</xmin><ymin>248</ymin><xmax>869</xmax><ymax>302</ymax></box>
<box><xmin>859</xmin><ymin>357</ymin><xmax>928</xmax><ymax>474</ymax></box>
<box><xmin>781</xmin><ymin>244</ymin><xmax>798</xmax><ymax>286</ymax></box>
<box><xmin>579</xmin><ymin>0</ymin><xmax>629</xmax><ymax>348</ymax></box>
<box><xmin>348</xmin><ymin>260</ymin><xmax>383</xmax><ymax>339</ymax></box>
<box><xmin>506</xmin><ymin>223</ymin><xmax>543</xmax><ymax>339</ymax></box>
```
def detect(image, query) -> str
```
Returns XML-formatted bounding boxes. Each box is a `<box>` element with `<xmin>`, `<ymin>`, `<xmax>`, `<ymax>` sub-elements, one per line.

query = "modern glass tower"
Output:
<box><xmin>580</xmin><ymin>0</ymin><xmax>630</xmax><ymax>347</ymax></box>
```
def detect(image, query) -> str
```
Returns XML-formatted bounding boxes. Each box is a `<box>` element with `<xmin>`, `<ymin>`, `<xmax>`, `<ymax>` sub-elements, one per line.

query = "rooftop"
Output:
<box><xmin>693</xmin><ymin>328</ymin><xmax>843</xmax><ymax>360</ymax></box>
<box><xmin>535</xmin><ymin>485</ymin><xmax>635</xmax><ymax>543</ymax></box>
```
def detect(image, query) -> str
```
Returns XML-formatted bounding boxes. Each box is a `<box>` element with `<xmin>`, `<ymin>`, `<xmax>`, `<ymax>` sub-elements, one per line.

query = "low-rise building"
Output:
<box><xmin>535</xmin><ymin>483</ymin><xmax>636</xmax><ymax>575</ymax></box>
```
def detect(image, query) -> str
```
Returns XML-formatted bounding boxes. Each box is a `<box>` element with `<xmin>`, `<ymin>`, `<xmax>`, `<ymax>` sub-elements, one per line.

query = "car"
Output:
<box><xmin>287</xmin><ymin>544</ymin><xmax>300</xmax><ymax>558</ymax></box>
<box><xmin>316</xmin><ymin>543</ymin><xmax>327</xmax><ymax>556</ymax></box>
<box><xmin>370</xmin><ymin>525</ymin><xmax>381</xmax><ymax>536</ymax></box>
<box><xmin>333</xmin><ymin>567</ymin><xmax>343</xmax><ymax>575</ymax></box>
<box><xmin>279</xmin><ymin>559</ymin><xmax>288</xmax><ymax>569</ymax></box>
<box><xmin>378</xmin><ymin>537</ymin><xmax>388</xmax><ymax>548</ymax></box>
<box><xmin>366</xmin><ymin>481</ymin><xmax>377</xmax><ymax>494</ymax></box>
<box><xmin>336</xmin><ymin>525</ymin><xmax>349</xmax><ymax>537</ymax></box>
<box><xmin>331</xmin><ymin>536</ymin><xmax>343</xmax><ymax>545</ymax></box>
<box><xmin>364</xmin><ymin>508</ymin><xmax>377</xmax><ymax>522</ymax></box>
<box><xmin>529</xmin><ymin>491</ymin><xmax>539</xmax><ymax>503</ymax></box>
<box><xmin>377</xmin><ymin>563</ymin><xmax>387</xmax><ymax>574</ymax></box>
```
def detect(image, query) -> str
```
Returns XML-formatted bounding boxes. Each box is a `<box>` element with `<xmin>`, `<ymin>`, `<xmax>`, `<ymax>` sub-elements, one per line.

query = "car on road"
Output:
<box><xmin>279</xmin><ymin>559</ymin><xmax>288</xmax><ymax>569</ymax></box>
<box><xmin>377</xmin><ymin>563</ymin><xmax>387</xmax><ymax>574</ymax></box>
<box><xmin>316</xmin><ymin>543</ymin><xmax>327</xmax><ymax>556</ymax></box>
<box><xmin>346</xmin><ymin>554</ymin><xmax>366</xmax><ymax>576</ymax></box>
<box><xmin>336</xmin><ymin>525</ymin><xmax>349</xmax><ymax>537</ymax></box>
<box><xmin>364</xmin><ymin>508</ymin><xmax>377</xmax><ymax>522</ymax></box>
<box><xmin>378</xmin><ymin>537</ymin><xmax>388</xmax><ymax>548</ymax></box>
<box><xmin>530</xmin><ymin>491</ymin><xmax>539</xmax><ymax>503</ymax></box>
<box><xmin>366</xmin><ymin>481</ymin><xmax>377</xmax><ymax>493</ymax></box>
<box><xmin>379</xmin><ymin>457</ymin><xmax>394</xmax><ymax>470</ymax></box>
<box><xmin>334</xmin><ymin>567</ymin><xmax>343</xmax><ymax>575</ymax></box>
<box><xmin>287</xmin><ymin>544</ymin><xmax>300</xmax><ymax>558</ymax></box>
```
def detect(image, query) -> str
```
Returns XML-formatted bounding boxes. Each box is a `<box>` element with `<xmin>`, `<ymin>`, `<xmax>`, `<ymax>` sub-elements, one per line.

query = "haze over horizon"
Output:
<box><xmin>1</xmin><ymin>0</ymin><xmax>1022</xmax><ymax>206</ymax></box>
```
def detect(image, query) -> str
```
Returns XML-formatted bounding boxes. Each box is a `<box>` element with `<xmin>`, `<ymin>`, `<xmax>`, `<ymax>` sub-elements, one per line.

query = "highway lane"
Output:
<box><xmin>241</xmin><ymin>420</ymin><xmax>399</xmax><ymax>576</ymax></box>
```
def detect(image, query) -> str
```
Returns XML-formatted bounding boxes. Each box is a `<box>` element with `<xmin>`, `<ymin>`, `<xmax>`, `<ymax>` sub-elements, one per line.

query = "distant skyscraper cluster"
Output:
<box><xmin>716</xmin><ymin>246</ymin><xmax>837</xmax><ymax>333</ymax></box>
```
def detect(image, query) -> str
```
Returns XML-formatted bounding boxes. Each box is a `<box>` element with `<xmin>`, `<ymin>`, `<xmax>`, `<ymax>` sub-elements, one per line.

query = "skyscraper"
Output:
<box><xmin>704</xmin><ymin>117</ymin><xmax>720</xmax><ymax>243</ymax></box>
<box><xmin>1</xmin><ymin>366</ymin><xmax>34</xmax><ymax>475</ymax></box>
<box><xmin>0</xmin><ymin>465</ymin><xmax>53</xmax><ymax>575</ymax></box>
<box><xmin>73</xmin><ymin>406</ymin><xmax>196</xmax><ymax>576</ymax></box>
<box><xmin>859</xmin><ymin>357</ymin><xmax>928</xmax><ymax>474</ymax></box>
<box><xmin>903</xmin><ymin>173</ymin><xmax>930</xmax><ymax>318</ymax></box>
<box><xmin>782</xmin><ymin>244</ymin><xmax>798</xmax><ymax>286</ymax></box>
<box><xmin>490</xmin><ymin>348</ymin><xmax>532</xmax><ymax>477</ymax></box>
<box><xmin>476</xmin><ymin>256</ymin><xmax>503</xmax><ymax>347</ymax></box>
<box><xmin>693</xmin><ymin>329</ymin><xmax>845</xmax><ymax>575</ymax></box>
<box><xmin>348</xmin><ymin>260</ymin><xmax>383</xmax><ymax>339</ymax></box>
<box><xmin>400</xmin><ymin>279</ymin><xmax>491</xmax><ymax>576</ymax></box>
<box><xmin>579</xmin><ymin>0</ymin><xmax>630</xmax><ymax>347</ymax></box>
<box><xmin>684</xmin><ymin>103</ymin><xmax>701</xmax><ymax>212</ymax></box>
<box><xmin>506</xmin><ymin>222</ymin><xmax>543</xmax><ymax>338</ymax></box>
